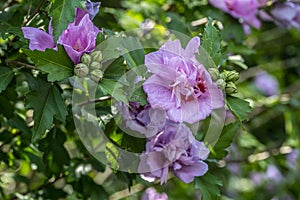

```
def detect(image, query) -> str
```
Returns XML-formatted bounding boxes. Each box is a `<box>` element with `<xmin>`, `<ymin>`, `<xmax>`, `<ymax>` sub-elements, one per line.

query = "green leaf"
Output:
<box><xmin>210</xmin><ymin>122</ymin><xmax>239</xmax><ymax>159</ymax></box>
<box><xmin>226</xmin><ymin>96</ymin><xmax>252</xmax><ymax>123</ymax></box>
<box><xmin>50</xmin><ymin>0</ymin><xmax>85</xmax><ymax>41</ymax></box>
<box><xmin>195</xmin><ymin>173</ymin><xmax>223</xmax><ymax>200</ymax></box>
<box><xmin>39</xmin><ymin>128</ymin><xmax>70</xmax><ymax>176</ymax></box>
<box><xmin>23</xmin><ymin>46</ymin><xmax>74</xmax><ymax>82</ymax></box>
<box><xmin>201</xmin><ymin>18</ymin><xmax>226</xmax><ymax>66</ymax></box>
<box><xmin>98</xmin><ymin>78</ymin><xmax>128</xmax><ymax>103</ymax></box>
<box><xmin>0</xmin><ymin>66</ymin><xmax>14</xmax><ymax>93</ymax></box>
<box><xmin>26</xmin><ymin>79</ymin><xmax>67</xmax><ymax>142</ymax></box>
<box><xmin>121</xmin><ymin>36</ymin><xmax>145</xmax><ymax>68</ymax></box>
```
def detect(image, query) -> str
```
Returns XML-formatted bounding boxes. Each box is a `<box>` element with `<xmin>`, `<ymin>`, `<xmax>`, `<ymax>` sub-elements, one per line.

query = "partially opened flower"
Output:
<box><xmin>143</xmin><ymin>37</ymin><xmax>224</xmax><ymax>124</ymax></box>
<box><xmin>22</xmin><ymin>0</ymin><xmax>101</xmax><ymax>64</ymax></box>
<box><xmin>58</xmin><ymin>14</ymin><xmax>100</xmax><ymax>64</ymax></box>
<box><xmin>139</xmin><ymin>122</ymin><xmax>209</xmax><ymax>184</ymax></box>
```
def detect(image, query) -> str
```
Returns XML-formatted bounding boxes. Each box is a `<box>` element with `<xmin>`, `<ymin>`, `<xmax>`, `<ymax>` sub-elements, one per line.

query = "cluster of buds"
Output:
<box><xmin>208</xmin><ymin>68</ymin><xmax>239</xmax><ymax>94</ymax></box>
<box><xmin>74</xmin><ymin>50</ymin><xmax>104</xmax><ymax>82</ymax></box>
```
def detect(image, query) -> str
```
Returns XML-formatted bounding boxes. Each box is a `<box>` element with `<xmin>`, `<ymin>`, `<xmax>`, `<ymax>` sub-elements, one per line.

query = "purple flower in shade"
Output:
<box><xmin>286</xmin><ymin>149</ymin><xmax>298</xmax><ymax>169</ymax></box>
<box><xmin>270</xmin><ymin>2</ymin><xmax>300</xmax><ymax>29</ymax></box>
<box><xmin>254</xmin><ymin>72</ymin><xmax>279</xmax><ymax>96</ymax></box>
<box><xmin>142</xmin><ymin>37</ymin><xmax>224</xmax><ymax>124</ymax></box>
<box><xmin>141</xmin><ymin>188</ymin><xmax>168</xmax><ymax>200</ymax></box>
<box><xmin>57</xmin><ymin>14</ymin><xmax>100</xmax><ymax>64</ymax></box>
<box><xmin>22</xmin><ymin>1</ymin><xmax>101</xmax><ymax>64</ymax></box>
<box><xmin>21</xmin><ymin>20</ymin><xmax>55</xmax><ymax>51</ymax></box>
<box><xmin>75</xmin><ymin>0</ymin><xmax>101</xmax><ymax>22</ymax></box>
<box><xmin>139</xmin><ymin>122</ymin><xmax>209</xmax><ymax>184</ymax></box>
<box><xmin>265</xmin><ymin>165</ymin><xmax>283</xmax><ymax>183</ymax></box>
<box><xmin>209</xmin><ymin>0</ymin><xmax>266</xmax><ymax>33</ymax></box>
<box><xmin>117</xmin><ymin>102</ymin><xmax>167</xmax><ymax>138</ymax></box>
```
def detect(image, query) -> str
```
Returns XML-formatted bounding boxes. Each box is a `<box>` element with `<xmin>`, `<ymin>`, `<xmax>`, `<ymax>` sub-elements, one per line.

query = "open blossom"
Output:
<box><xmin>139</xmin><ymin>122</ymin><xmax>209</xmax><ymax>184</ymax></box>
<box><xmin>22</xmin><ymin>0</ymin><xmax>100</xmax><ymax>64</ymax></box>
<box><xmin>209</xmin><ymin>0</ymin><xmax>267</xmax><ymax>33</ymax></box>
<box><xmin>143</xmin><ymin>37</ymin><xmax>223</xmax><ymax>124</ymax></box>
<box><xmin>117</xmin><ymin>102</ymin><xmax>166</xmax><ymax>138</ymax></box>
<box><xmin>141</xmin><ymin>188</ymin><xmax>168</xmax><ymax>200</ymax></box>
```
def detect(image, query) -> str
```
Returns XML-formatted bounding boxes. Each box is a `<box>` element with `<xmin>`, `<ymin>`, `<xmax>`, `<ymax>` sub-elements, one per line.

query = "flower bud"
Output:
<box><xmin>90</xmin><ymin>69</ymin><xmax>103</xmax><ymax>82</ymax></box>
<box><xmin>74</xmin><ymin>63</ymin><xmax>89</xmax><ymax>78</ymax></box>
<box><xmin>225</xmin><ymin>82</ymin><xmax>237</xmax><ymax>94</ymax></box>
<box><xmin>81</xmin><ymin>53</ymin><xmax>92</xmax><ymax>65</ymax></box>
<box><xmin>225</xmin><ymin>70</ymin><xmax>239</xmax><ymax>82</ymax></box>
<box><xmin>91</xmin><ymin>50</ymin><xmax>103</xmax><ymax>62</ymax></box>
<box><xmin>208</xmin><ymin>68</ymin><xmax>219</xmax><ymax>81</ymax></box>
<box><xmin>90</xmin><ymin>61</ymin><xmax>102</xmax><ymax>70</ymax></box>
<box><xmin>216</xmin><ymin>79</ymin><xmax>226</xmax><ymax>90</ymax></box>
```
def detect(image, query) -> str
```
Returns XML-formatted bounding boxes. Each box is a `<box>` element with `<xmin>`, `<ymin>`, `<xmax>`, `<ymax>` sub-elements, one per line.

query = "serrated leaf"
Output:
<box><xmin>26</xmin><ymin>79</ymin><xmax>67</xmax><ymax>142</ymax></box>
<box><xmin>201</xmin><ymin>19</ymin><xmax>226</xmax><ymax>66</ymax></box>
<box><xmin>23</xmin><ymin>46</ymin><xmax>74</xmax><ymax>81</ymax></box>
<box><xmin>50</xmin><ymin>0</ymin><xmax>85</xmax><ymax>41</ymax></box>
<box><xmin>0</xmin><ymin>66</ymin><xmax>14</xmax><ymax>93</ymax></box>
<box><xmin>226</xmin><ymin>96</ymin><xmax>252</xmax><ymax>123</ymax></box>
<box><xmin>195</xmin><ymin>173</ymin><xmax>223</xmax><ymax>200</ymax></box>
<box><xmin>210</xmin><ymin>122</ymin><xmax>239</xmax><ymax>159</ymax></box>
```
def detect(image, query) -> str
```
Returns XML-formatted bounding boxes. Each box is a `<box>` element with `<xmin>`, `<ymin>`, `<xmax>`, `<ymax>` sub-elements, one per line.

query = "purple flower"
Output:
<box><xmin>57</xmin><ymin>14</ymin><xmax>100</xmax><ymax>64</ymax></box>
<box><xmin>117</xmin><ymin>102</ymin><xmax>167</xmax><ymax>138</ymax></box>
<box><xmin>139</xmin><ymin>122</ymin><xmax>209</xmax><ymax>184</ymax></box>
<box><xmin>209</xmin><ymin>0</ymin><xmax>265</xmax><ymax>33</ymax></box>
<box><xmin>141</xmin><ymin>188</ymin><xmax>168</xmax><ymax>200</ymax></box>
<box><xmin>22</xmin><ymin>1</ymin><xmax>101</xmax><ymax>64</ymax></box>
<box><xmin>254</xmin><ymin>72</ymin><xmax>279</xmax><ymax>96</ymax></box>
<box><xmin>75</xmin><ymin>0</ymin><xmax>101</xmax><ymax>22</ymax></box>
<box><xmin>21</xmin><ymin>20</ymin><xmax>55</xmax><ymax>51</ymax></box>
<box><xmin>286</xmin><ymin>149</ymin><xmax>298</xmax><ymax>169</ymax></box>
<box><xmin>142</xmin><ymin>37</ymin><xmax>224</xmax><ymax>124</ymax></box>
<box><xmin>270</xmin><ymin>2</ymin><xmax>300</xmax><ymax>29</ymax></box>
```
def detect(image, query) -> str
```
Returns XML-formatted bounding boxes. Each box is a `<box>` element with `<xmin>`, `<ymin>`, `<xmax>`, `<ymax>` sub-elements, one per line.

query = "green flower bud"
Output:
<box><xmin>216</xmin><ymin>79</ymin><xmax>226</xmax><ymax>90</ymax></box>
<box><xmin>74</xmin><ymin>63</ymin><xmax>89</xmax><ymax>78</ymax></box>
<box><xmin>81</xmin><ymin>54</ymin><xmax>92</xmax><ymax>65</ymax></box>
<box><xmin>90</xmin><ymin>61</ymin><xmax>102</xmax><ymax>70</ymax></box>
<box><xmin>90</xmin><ymin>69</ymin><xmax>103</xmax><ymax>82</ymax></box>
<box><xmin>225</xmin><ymin>82</ymin><xmax>238</xmax><ymax>94</ymax></box>
<box><xmin>91</xmin><ymin>50</ymin><xmax>103</xmax><ymax>62</ymax></box>
<box><xmin>226</xmin><ymin>70</ymin><xmax>239</xmax><ymax>82</ymax></box>
<box><xmin>208</xmin><ymin>68</ymin><xmax>219</xmax><ymax>81</ymax></box>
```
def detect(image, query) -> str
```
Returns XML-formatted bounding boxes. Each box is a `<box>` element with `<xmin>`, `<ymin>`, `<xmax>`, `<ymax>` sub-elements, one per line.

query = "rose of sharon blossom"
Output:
<box><xmin>141</xmin><ymin>188</ymin><xmax>168</xmax><ymax>200</ymax></box>
<box><xmin>143</xmin><ymin>37</ymin><xmax>223</xmax><ymax>124</ymax></box>
<box><xmin>22</xmin><ymin>1</ymin><xmax>100</xmax><ymax>64</ymax></box>
<box><xmin>57</xmin><ymin>14</ymin><xmax>100</xmax><ymax>64</ymax></box>
<box><xmin>254</xmin><ymin>72</ymin><xmax>279</xmax><ymax>96</ymax></box>
<box><xmin>209</xmin><ymin>0</ymin><xmax>266</xmax><ymax>33</ymax></box>
<box><xmin>270</xmin><ymin>2</ymin><xmax>300</xmax><ymax>29</ymax></box>
<box><xmin>117</xmin><ymin>102</ymin><xmax>167</xmax><ymax>138</ymax></box>
<box><xmin>139</xmin><ymin>122</ymin><xmax>209</xmax><ymax>184</ymax></box>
